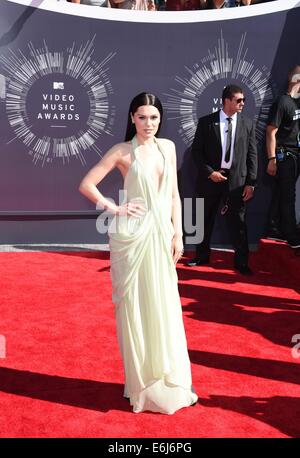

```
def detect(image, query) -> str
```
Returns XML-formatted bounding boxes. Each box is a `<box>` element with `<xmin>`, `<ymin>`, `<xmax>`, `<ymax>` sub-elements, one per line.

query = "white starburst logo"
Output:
<box><xmin>0</xmin><ymin>37</ymin><xmax>116</xmax><ymax>166</ymax></box>
<box><xmin>164</xmin><ymin>32</ymin><xmax>276</xmax><ymax>146</ymax></box>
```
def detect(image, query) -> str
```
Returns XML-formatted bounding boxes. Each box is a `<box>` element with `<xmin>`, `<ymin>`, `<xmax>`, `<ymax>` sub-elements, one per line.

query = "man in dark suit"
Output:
<box><xmin>187</xmin><ymin>84</ymin><xmax>258</xmax><ymax>274</ymax></box>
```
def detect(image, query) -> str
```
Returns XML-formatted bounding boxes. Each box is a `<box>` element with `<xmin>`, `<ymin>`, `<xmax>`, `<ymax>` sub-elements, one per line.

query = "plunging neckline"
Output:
<box><xmin>132</xmin><ymin>136</ymin><xmax>166</xmax><ymax>195</ymax></box>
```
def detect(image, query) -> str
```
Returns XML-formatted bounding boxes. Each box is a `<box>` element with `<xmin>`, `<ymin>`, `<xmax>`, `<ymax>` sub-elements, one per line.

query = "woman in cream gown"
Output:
<box><xmin>79</xmin><ymin>93</ymin><xmax>198</xmax><ymax>414</ymax></box>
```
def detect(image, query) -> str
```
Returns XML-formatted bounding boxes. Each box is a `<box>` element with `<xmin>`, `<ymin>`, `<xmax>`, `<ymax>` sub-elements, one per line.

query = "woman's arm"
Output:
<box><xmin>79</xmin><ymin>145</ymin><xmax>122</xmax><ymax>214</ymax></box>
<box><xmin>79</xmin><ymin>144</ymin><xmax>144</xmax><ymax>217</ymax></box>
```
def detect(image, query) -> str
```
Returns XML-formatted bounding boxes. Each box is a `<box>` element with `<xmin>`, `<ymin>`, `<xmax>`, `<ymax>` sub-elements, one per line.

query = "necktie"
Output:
<box><xmin>225</xmin><ymin>117</ymin><xmax>232</xmax><ymax>164</ymax></box>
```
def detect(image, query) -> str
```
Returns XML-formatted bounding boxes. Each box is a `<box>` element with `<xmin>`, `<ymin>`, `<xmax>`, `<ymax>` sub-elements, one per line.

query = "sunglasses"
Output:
<box><xmin>233</xmin><ymin>97</ymin><xmax>246</xmax><ymax>103</ymax></box>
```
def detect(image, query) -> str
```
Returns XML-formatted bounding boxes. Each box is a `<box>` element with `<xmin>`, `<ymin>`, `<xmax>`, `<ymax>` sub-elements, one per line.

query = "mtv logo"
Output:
<box><xmin>53</xmin><ymin>82</ymin><xmax>64</xmax><ymax>90</ymax></box>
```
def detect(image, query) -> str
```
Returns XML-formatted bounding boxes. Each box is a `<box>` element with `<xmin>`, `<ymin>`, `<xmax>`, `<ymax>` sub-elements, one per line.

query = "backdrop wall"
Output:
<box><xmin>0</xmin><ymin>0</ymin><xmax>299</xmax><ymax>244</ymax></box>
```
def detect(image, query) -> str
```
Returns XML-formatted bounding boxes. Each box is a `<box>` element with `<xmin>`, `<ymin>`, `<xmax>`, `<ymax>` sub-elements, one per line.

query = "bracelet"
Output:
<box><xmin>268</xmin><ymin>157</ymin><xmax>276</xmax><ymax>161</ymax></box>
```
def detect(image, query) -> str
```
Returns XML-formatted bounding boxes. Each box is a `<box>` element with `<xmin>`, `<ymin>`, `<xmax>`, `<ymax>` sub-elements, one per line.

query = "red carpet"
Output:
<box><xmin>0</xmin><ymin>240</ymin><xmax>299</xmax><ymax>438</ymax></box>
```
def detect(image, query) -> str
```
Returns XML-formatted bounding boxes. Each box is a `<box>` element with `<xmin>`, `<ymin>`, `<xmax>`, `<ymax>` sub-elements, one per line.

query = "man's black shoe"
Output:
<box><xmin>289</xmin><ymin>239</ymin><xmax>300</xmax><ymax>249</ymax></box>
<box><xmin>234</xmin><ymin>264</ymin><xmax>253</xmax><ymax>275</ymax></box>
<box><xmin>266</xmin><ymin>228</ymin><xmax>287</xmax><ymax>242</ymax></box>
<box><xmin>186</xmin><ymin>257</ymin><xmax>210</xmax><ymax>267</ymax></box>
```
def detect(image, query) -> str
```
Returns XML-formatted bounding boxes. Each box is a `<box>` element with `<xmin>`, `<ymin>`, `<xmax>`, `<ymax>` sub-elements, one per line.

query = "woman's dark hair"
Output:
<box><xmin>125</xmin><ymin>92</ymin><xmax>163</xmax><ymax>141</ymax></box>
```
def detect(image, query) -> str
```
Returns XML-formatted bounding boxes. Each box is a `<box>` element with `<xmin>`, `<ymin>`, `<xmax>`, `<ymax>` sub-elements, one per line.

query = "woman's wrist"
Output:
<box><xmin>98</xmin><ymin>201</ymin><xmax>120</xmax><ymax>215</ymax></box>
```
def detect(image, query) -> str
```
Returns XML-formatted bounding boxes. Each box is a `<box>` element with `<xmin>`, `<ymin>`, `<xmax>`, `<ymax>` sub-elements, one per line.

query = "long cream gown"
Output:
<box><xmin>109</xmin><ymin>136</ymin><xmax>198</xmax><ymax>414</ymax></box>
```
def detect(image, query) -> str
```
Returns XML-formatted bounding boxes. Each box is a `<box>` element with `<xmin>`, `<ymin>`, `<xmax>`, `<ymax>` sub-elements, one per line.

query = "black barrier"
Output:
<box><xmin>0</xmin><ymin>437</ymin><xmax>297</xmax><ymax>452</ymax></box>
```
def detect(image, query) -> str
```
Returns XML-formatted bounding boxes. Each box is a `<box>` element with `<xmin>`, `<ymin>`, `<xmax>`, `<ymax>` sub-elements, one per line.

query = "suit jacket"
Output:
<box><xmin>191</xmin><ymin>110</ymin><xmax>258</xmax><ymax>194</ymax></box>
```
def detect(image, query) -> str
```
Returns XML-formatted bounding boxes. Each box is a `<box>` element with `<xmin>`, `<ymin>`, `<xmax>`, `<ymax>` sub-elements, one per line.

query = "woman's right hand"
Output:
<box><xmin>117</xmin><ymin>199</ymin><xmax>148</xmax><ymax>218</ymax></box>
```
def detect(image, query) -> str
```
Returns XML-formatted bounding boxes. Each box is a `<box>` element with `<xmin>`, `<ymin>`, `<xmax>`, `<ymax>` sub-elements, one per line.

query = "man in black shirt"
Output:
<box><xmin>266</xmin><ymin>65</ymin><xmax>300</xmax><ymax>249</ymax></box>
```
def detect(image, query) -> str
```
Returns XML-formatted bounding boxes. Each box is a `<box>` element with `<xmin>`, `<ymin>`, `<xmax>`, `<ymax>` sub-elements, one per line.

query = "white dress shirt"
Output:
<box><xmin>220</xmin><ymin>110</ymin><xmax>237</xmax><ymax>170</ymax></box>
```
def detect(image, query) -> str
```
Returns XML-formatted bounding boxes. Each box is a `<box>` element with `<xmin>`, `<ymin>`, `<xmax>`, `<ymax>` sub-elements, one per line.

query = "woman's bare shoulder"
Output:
<box><xmin>103</xmin><ymin>141</ymin><xmax>131</xmax><ymax>160</ymax></box>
